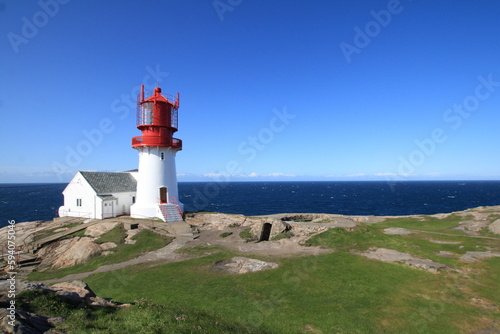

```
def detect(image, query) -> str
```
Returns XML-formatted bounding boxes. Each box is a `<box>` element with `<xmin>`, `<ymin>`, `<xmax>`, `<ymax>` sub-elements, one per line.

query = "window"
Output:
<box><xmin>132</xmin><ymin>196</ymin><xmax>136</xmax><ymax>204</ymax></box>
<box><xmin>160</xmin><ymin>152</ymin><xmax>164</xmax><ymax>160</ymax></box>
<box><xmin>76</xmin><ymin>198</ymin><xmax>82</xmax><ymax>207</ymax></box>
<box><xmin>141</xmin><ymin>102</ymin><xmax>154</xmax><ymax>125</ymax></box>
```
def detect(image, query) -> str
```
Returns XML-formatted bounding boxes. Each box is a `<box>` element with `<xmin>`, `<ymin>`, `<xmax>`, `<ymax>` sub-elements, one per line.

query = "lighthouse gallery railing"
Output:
<box><xmin>132</xmin><ymin>136</ymin><xmax>182</xmax><ymax>149</ymax></box>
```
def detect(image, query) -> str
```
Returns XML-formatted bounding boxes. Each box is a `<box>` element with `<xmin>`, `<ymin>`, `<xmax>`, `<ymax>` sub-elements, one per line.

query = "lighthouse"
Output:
<box><xmin>130</xmin><ymin>85</ymin><xmax>183</xmax><ymax>222</ymax></box>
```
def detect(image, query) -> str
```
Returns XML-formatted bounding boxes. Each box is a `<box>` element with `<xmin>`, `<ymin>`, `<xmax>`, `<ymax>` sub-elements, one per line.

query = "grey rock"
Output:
<box><xmin>50</xmin><ymin>237</ymin><xmax>102</xmax><ymax>269</ymax></box>
<box><xmin>488</xmin><ymin>219</ymin><xmax>500</xmax><ymax>235</ymax></box>
<box><xmin>84</xmin><ymin>222</ymin><xmax>119</xmax><ymax>238</ymax></box>
<box><xmin>0</xmin><ymin>308</ymin><xmax>52</xmax><ymax>334</ymax></box>
<box><xmin>213</xmin><ymin>257</ymin><xmax>278</xmax><ymax>274</ymax></box>
<box><xmin>38</xmin><ymin>237</ymin><xmax>102</xmax><ymax>269</ymax></box>
<box><xmin>405</xmin><ymin>258</ymin><xmax>449</xmax><ymax>273</ymax></box>
<box><xmin>436</xmin><ymin>251</ymin><xmax>457</xmax><ymax>257</ymax></box>
<box><xmin>51</xmin><ymin>281</ymin><xmax>96</xmax><ymax>299</ymax></box>
<box><xmin>460</xmin><ymin>251</ymin><xmax>500</xmax><ymax>263</ymax></box>
<box><xmin>383</xmin><ymin>228</ymin><xmax>413</xmax><ymax>235</ymax></box>
<box><xmin>99</xmin><ymin>242</ymin><xmax>117</xmax><ymax>250</ymax></box>
<box><xmin>428</xmin><ymin>239</ymin><xmax>461</xmax><ymax>245</ymax></box>
<box><xmin>357</xmin><ymin>248</ymin><xmax>451</xmax><ymax>272</ymax></box>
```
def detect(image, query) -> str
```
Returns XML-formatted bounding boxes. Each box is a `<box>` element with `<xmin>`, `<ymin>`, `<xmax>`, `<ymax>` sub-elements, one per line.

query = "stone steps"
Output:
<box><xmin>159</xmin><ymin>204</ymin><xmax>183</xmax><ymax>222</ymax></box>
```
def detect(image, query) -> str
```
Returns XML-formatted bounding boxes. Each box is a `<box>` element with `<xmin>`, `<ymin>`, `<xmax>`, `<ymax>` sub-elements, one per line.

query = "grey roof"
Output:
<box><xmin>80</xmin><ymin>171</ymin><xmax>137</xmax><ymax>194</ymax></box>
<box><xmin>98</xmin><ymin>194</ymin><xmax>117</xmax><ymax>200</ymax></box>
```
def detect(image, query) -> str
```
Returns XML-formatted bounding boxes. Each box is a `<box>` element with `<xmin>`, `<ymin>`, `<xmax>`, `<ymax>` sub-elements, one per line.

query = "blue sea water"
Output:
<box><xmin>0</xmin><ymin>183</ymin><xmax>66</xmax><ymax>228</ymax></box>
<box><xmin>1</xmin><ymin>181</ymin><xmax>500</xmax><ymax>228</ymax></box>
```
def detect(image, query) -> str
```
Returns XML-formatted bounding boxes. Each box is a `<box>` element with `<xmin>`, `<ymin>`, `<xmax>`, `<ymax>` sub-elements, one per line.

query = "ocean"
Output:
<box><xmin>1</xmin><ymin>181</ymin><xmax>500</xmax><ymax>228</ymax></box>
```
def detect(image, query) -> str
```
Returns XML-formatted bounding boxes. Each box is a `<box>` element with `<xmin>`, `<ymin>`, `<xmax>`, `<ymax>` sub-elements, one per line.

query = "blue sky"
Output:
<box><xmin>1</xmin><ymin>0</ymin><xmax>499</xmax><ymax>183</ymax></box>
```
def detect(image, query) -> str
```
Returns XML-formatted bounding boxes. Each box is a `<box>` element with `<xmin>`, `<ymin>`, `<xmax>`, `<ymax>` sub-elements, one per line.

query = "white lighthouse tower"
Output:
<box><xmin>130</xmin><ymin>85</ymin><xmax>183</xmax><ymax>222</ymax></box>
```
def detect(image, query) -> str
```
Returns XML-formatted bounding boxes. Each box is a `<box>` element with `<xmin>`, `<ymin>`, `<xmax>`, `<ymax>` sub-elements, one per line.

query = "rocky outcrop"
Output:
<box><xmin>124</xmin><ymin>228</ymin><xmax>140</xmax><ymax>244</ymax></box>
<box><xmin>436</xmin><ymin>251</ymin><xmax>457</xmax><ymax>257</ymax></box>
<box><xmin>99</xmin><ymin>242</ymin><xmax>117</xmax><ymax>250</ymax></box>
<box><xmin>428</xmin><ymin>239</ymin><xmax>461</xmax><ymax>245</ymax></box>
<box><xmin>51</xmin><ymin>238</ymin><xmax>102</xmax><ymax>269</ymax></box>
<box><xmin>249</xmin><ymin>218</ymin><xmax>290</xmax><ymax>240</ymax></box>
<box><xmin>84</xmin><ymin>222</ymin><xmax>119</xmax><ymax>238</ymax></box>
<box><xmin>0</xmin><ymin>280</ymin><xmax>129</xmax><ymax>334</ymax></box>
<box><xmin>0</xmin><ymin>307</ymin><xmax>58</xmax><ymax>334</ymax></box>
<box><xmin>488</xmin><ymin>219</ymin><xmax>500</xmax><ymax>235</ymax></box>
<box><xmin>460</xmin><ymin>251</ymin><xmax>500</xmax><ymax>263</ymax></box>
<box><xmin>187</xmin><ymin>213</ymin><xmax>247</xmax><ymax>230</ymax></box>
<box><xmin>356</xmin><ymin>248</ymin><xmax>451</xmax><ymax>273</ymax></box>
<box><xmin>50</xmin><ymin>281</ymin><xmax>122</xmax><ymax>308</ymax></box>
<box><xmin>51</xmin><ymin>280</ymin><xmax>96</xmax><ymax>299</ymax></box>
<box><xmin>212</xmin><ymin>257</ymin><xmax>278</xmax><ymax>274</ymax></box>
<box><xmin>454</xmin><ymin>219</ymin><xmax>491</xmax><ymax>234</ymax></box>
<box><xmin>37</xmin><ymin>238</ymin><xmax>74</xmax><ymax>269</ymax></box>
<box><xmin>38</xmin><ymin>237</ymin><xmax>102</xmax><ymax>269</ymax></box>
<box><xmin>0</xmin><ymin>221</ymin><xmax>45</xmax><ymax>250</ymax></box>
<box><xmin>383</xmin><ymin>227</ymin><xmax>413</xmax><ymax>235</ymax></box>
<box><xmin>0</xmin><ymin>218</ymin><xmax>90</xmax><ymax>251</ymax></box>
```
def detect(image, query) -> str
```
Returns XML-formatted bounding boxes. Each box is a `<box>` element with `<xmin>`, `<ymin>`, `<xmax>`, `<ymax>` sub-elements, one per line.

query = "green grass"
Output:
<box><xmin>239</xmin><ymin>228</ymin><xmax>257</xmax><ymax>242</ymax></box>
<box><xmin>95</xmin><ymin>224</ymin><xmax>127</xmax><ymax>244</ymax></box>
<box><xmin>472</xmin><ymin>257</ymin><xmax>500</xmax><ymax>305</ymax></box>
<box><xmin>27</xmin><ymin>230</ymin><xmax>173</xmax><ymax>281</ymax></box>
<box><xmin>80</xmin><ymin>249</ymin><xmax>495</xmax><ymax>334</ymax></box>
<box><xmin>16</xmin><ymin>290</ymin><xmax>265</xmax><ymax>333</ymax></box>
<box><xmin>376</xmin><ymin>214</ymin><xmax>468</xmax><ymax>234</ymax></box>
<box><xmin>306</xmin><ymin>221</ymin><xmax>498</xmax><ymax>269</ymax></box>
<box><xmin>21</xmin><ymin>213</ymin><xmax>500</xmax><ymax>333</ymax></box>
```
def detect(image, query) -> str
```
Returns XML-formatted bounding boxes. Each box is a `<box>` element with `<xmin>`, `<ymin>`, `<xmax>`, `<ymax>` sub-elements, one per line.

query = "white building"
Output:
<box><xmin>58</xmin><ymin>85</ymin><xmax>184</xmax><ymax>222</ymax></box>
<box><xmin>58</xmin><ymin>171</ymin><xmax>137</xmax><ymax>220</ymax></box>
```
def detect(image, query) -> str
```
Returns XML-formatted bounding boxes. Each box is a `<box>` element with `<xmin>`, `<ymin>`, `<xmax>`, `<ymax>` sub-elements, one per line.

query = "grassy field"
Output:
<box><xmin>21</xmin><ymin>214</ymin><xmax>499</xmax><ymax>333</ymax></box>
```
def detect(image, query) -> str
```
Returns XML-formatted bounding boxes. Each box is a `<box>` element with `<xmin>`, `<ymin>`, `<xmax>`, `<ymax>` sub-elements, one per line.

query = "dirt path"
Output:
<box><xmin>39</xmin><ymin>236</ymin><xmax>194</xmax><ymax>285</ymax></box>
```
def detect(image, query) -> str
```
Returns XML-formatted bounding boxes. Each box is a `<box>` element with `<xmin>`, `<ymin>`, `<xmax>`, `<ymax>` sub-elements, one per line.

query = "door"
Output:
<box><xmin>159</xmin><ymin>187</ymin><xmax>168</xmax><ymax>203</ymax></box>
<box><xmin>102</xmin><ymin>200</ymin><xmax>114</xmax><ymax>218</ymax></box>
<box><xmin>260</xmin><ymin>223</ymin><xmax>272</xmax><ymax>241</ymax></box>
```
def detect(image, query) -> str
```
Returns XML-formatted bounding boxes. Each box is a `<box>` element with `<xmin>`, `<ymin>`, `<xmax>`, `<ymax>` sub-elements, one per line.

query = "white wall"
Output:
<box><xmin>113</xmin><ymin>191</ymin><xmax>136</xmax><ymax>215</ymax></box>
<box><xmin>131</xmin><ymin>146</ymin><xmax>182</xmax><ymax>219</ymax></box>
<box><xmin>59</xmin><ymin>173</ymin><xmax>137</xmax><ymax>219</ymax></box>
<box><xmin>58</xmin><ymin>172</ymin><xmax>99</xmax><ymax>219</ymax></box>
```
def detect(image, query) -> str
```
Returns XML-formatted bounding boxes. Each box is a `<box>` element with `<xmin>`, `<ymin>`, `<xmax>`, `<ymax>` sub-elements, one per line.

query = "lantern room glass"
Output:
<box><xmin>141</xmin><ymin>102</ymin><xmax>154</xmax><ymax>125</ymax></box>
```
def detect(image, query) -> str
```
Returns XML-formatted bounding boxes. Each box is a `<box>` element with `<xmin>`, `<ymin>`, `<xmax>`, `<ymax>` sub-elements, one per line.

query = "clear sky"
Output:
<box><xmin>1</xmin><ymin>0</ymin><xmax>499</xmax><ymax>183</ymax></box>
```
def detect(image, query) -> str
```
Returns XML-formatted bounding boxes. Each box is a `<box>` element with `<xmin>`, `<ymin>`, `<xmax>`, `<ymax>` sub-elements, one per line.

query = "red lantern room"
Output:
<box><xmin>132</xmin><ymin>85</ymin><xmax>182</xmax><ymax>150</ymax></box>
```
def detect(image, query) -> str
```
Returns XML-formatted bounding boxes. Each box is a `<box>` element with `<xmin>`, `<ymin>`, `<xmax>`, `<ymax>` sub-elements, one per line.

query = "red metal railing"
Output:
<box><xmin>132</xmin><ymin>136</ymin><xmax>182</xmax><ymax>149</ymax></box>
<box><xmin>169</xmin><ymin>196</ymin><xmax>184</xmax><ymax>218</ymax></box>
<box><xmin>136</xmin><ymin>89</ymin><xmax>179</xmax><ymax>128</ymax></box>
